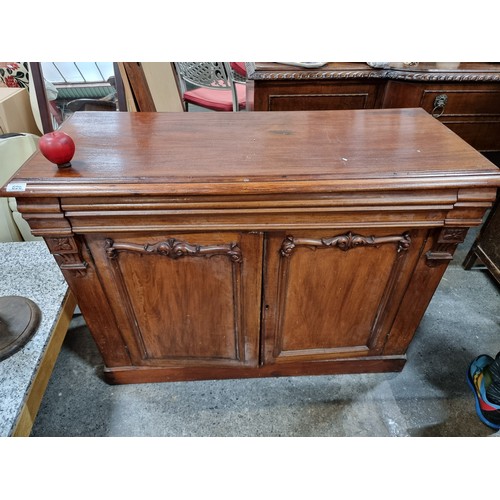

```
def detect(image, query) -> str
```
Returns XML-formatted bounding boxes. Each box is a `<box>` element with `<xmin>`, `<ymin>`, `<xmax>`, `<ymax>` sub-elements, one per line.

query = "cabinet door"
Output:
<box><xmin>85</xmin><ymin>231</ymin><xmax>263</xmax><ymax>368</ymax></box>
<box><xmin>262</xmin><ymin>228</ymin><xmax>425</xmax><ymax>364</ymax></box>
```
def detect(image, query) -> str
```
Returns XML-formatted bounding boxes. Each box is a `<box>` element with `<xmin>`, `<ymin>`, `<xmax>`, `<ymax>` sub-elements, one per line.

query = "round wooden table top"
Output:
<box><xmin>0</xmin><ymin>296</ymin><xmax>41</xmax><ymax>361</ymax></box>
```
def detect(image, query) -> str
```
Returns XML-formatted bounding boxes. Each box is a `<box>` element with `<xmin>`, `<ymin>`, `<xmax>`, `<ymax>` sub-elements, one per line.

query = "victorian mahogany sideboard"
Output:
<box><xmin>246</xmin><ymin>63</ymin><xmax>500</xmax><ymax>162</ymax></box>
<box><xmin>2</xmin><ymin>109</ymin><xmax>500</xmax><ymax>384</ymax></box>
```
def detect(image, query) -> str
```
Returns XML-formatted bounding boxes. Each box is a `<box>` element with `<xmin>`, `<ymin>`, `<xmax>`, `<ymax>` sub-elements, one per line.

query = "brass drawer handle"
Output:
<box><xmin>432</xmin><ymin>94</ymin><xmax>448</xmax><ymax>118</ymax></box>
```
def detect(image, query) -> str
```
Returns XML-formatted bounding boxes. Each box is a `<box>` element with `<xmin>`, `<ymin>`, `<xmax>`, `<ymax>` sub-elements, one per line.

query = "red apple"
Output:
<box><xmin>39</xmin><ymin>131</ymin><xmax>75</xmax><ymax>168</ymax></box>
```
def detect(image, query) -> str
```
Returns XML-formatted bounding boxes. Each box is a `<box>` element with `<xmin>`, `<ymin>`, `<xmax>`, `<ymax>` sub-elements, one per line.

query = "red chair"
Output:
<box><xmin>230</xmin><ymin>62</ymin><xmax>247</xmax><ymax>79</ymax></box>
<box><xmin>174</xmin><ymin>62</ymin><xmax>246</xmax><ymax>112</ymax></box>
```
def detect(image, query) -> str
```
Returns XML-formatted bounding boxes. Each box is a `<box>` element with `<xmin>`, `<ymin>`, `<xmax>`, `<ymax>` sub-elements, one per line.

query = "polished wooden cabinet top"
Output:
<box><xmin>3</xmin><ymin>108</ymin><xmax>500</xmax><ymax>198</ymax></box>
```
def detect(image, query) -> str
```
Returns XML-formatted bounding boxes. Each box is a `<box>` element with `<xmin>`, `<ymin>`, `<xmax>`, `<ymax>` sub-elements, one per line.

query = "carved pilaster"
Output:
<box><xmin>13</xmin><ymin>198</ymin><xmax>88</xmax><ymax>276</ymax></box>
<box><xmin>425</xmin><ymin>227</ymin><xmax>468</xmax><ymax>267</ymax></box>
<box><xmin>44</xmin><ymin>236</ymin><xmax>88</xmax><ymax>276</ymax></box>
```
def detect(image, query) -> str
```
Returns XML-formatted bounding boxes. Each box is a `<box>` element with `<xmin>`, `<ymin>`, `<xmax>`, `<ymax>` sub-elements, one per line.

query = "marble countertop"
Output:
<box><xmin>0</xmin><ymin>241</ymin><xmax>69</xmax><ymax>436</ymax></box>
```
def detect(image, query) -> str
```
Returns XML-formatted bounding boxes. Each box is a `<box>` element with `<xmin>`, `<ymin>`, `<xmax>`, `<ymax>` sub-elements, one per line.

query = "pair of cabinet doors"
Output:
<box><xmin>84</xmin><ymin>226</ymin><xmax>424</xmax><ymax>373</ymax></box>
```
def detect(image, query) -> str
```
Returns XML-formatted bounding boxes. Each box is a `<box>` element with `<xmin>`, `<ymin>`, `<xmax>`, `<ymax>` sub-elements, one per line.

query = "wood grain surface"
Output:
<box><xmin>2</xmin><ymin>109</ymin><xmax>499</xmax><ymax>384</ymax></box>
<box><xmin>4</xmin><ymin>109</ymin><xmax>499</xmax><ymax>198</ymax></box>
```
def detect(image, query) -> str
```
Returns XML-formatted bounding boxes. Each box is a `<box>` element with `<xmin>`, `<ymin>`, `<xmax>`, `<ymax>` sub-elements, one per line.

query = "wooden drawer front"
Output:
<box><xmin>420</xmin><ymin>88</ymin><xmax>500</xmax><ymax>151</ymax></box>
<box><xmin>420</xmin><ymin>89</ymin><xmax>500</xmax><ymax>116</ymax></box>
<box><xmin>444</xmin><ymin>121</ymin><xmax>500</xmax><ymax>152</ymax></box>
<box><xmin>384</xmin><ymin>82</ymin><xmax>500</xmax><ymax>152</ymax></box>
<box><xmin>269</xmin><ymin>92</ymin><xmax>373</xmax><ymax>111</ymax></box>
<box><xmin>257</xmin><ymin>82</ymin><xmax>382</xmax><ymax>111</ymax></box>
<box><xmin>400</xmin><ymin>85</ymin><xmax>500</xmax><ymax>152</ymax></box>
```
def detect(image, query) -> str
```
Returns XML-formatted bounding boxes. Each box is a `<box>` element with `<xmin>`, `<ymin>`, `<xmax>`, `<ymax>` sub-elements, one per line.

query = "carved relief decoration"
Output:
<box><xmin>383</xmin><ymin>70</ymin><xmax>500</xmax><ymax>82</ymax></box>
<box><xmin>280</xmin><ymin>231</ymin><xmax>411</xmax><ymax>258</ymax></box>
<box><xmin>249</xmin><ymin>66</ymin><xmax>500</xmax><ymax>82</ymax></box>
<box><xmin>45</xmin><ymin>236</ymin><xmax>88</xmax><ymax>276</ymax></box>
<box><xmin>425</xmin><ymin>227</ymin><xmax>468</xmax><ymax>266</ymax></box>
<box><xmin>106</xmin><ymin>238</ymin><xmax>243</xmax><ymax>263</ymax></box>
<box><xmin>253</xmin><ymin>71</ymin><xmax>381</xmax><ymax>81</ymax></box>
<box><xmin>49</xmin><ymin>237</ymin><xmax>78</xmax><ymax>252</ymax></box>
<box><xmin>437</xmin><ymin>227</ymin><xmax>468</xmax><ymax>243</ymax></box>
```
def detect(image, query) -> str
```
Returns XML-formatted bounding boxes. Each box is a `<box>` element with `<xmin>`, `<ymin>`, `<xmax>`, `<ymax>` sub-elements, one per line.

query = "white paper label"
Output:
<box><xmin>6</xmin><ymin>182</ymin><xmax>27</xmax><ymax>192</ymax></box>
